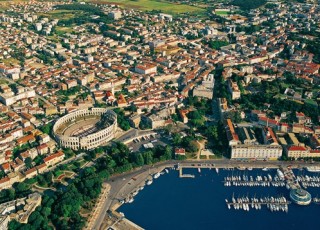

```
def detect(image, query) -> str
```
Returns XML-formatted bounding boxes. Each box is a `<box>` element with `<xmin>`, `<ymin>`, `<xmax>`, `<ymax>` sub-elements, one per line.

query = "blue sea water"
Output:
<box><xmin>118</xmin><ymin>168</ymin><xmax>320</xmax><ymax>230</ymax></box>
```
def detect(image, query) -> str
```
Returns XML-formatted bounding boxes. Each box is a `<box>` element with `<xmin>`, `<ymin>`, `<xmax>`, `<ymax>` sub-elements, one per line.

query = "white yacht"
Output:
<box><xmin>277</xmin><ymin>169</ymin><xmax>285</xmax><ymax>180</ymax></box>
<box><xmin>306</xmin><ymin>166</ymin><xmax>320</xmax><ymax>172</ymax></box>
<box><xmin>154</xmin><ymin>172</ymin><xmax>161</xmax><ymax>179</ymax></box>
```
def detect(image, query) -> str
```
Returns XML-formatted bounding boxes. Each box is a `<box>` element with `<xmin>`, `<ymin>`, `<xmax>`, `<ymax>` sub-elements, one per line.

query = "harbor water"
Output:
<box><xmin>118</xmin><ymin>168</ymin><xmax>320</xmax><ymax>230</ymax></box>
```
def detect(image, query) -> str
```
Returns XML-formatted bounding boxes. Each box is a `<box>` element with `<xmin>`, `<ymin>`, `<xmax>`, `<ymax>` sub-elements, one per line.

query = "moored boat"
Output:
<box><xmin>306</xmin><ymin>166</ymin><xmax>320</xmax><ymax>173</ymax></box>
<box><xmin>154</xmin><ymin>172</ymin><xmax>161</xmax><ymax>179</ymax></box>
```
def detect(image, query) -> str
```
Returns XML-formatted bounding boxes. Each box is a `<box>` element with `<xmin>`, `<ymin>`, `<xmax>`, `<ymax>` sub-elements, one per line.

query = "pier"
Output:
<box><xmin>179</xmin><ymin>167</ymin><xmax>195</xmax><ymax>178</ymax></box>
<box><xmin>279</xmin><ymin>166</ymin><xmax>301</xmax><ymax>190</ymax></box>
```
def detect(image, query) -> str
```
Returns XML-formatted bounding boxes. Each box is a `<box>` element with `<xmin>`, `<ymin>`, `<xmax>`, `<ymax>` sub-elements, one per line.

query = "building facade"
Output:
<box><xmin>231</xmin><ymin>145</ymin><xmax>283</xmax><ymax>160</ymax></box>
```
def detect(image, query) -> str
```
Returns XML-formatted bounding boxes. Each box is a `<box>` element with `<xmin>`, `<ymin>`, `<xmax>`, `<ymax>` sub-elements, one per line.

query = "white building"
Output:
<box><xmin>193</xmin><ymin>74</ymin><xmax>215</xmax><ymax>99</ymax></box>
<box><xmin>231</xmin><ymin>145</ymin><xmax>283</xmax><ymax>160</ymax></box>
<box><xmin>0</xmin><ymin>89</ymin><xmax>36</xmax><ymax>106</ymax></box>
<box><xmin>228</xmin><ymin>79</ymin><xmax>241</xmax><ymax>100</ymax></box>
<box><xmin>108</xmin><ymin>11</ymin><xmax>122</xmax><ymax>20</ymax></box>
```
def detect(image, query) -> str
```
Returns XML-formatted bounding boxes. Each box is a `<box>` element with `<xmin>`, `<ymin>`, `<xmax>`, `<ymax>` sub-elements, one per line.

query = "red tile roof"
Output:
<box><xmin>288</xmin><ymin>146</ymin><xmax>307</xmax><ymax>151</ymax></box>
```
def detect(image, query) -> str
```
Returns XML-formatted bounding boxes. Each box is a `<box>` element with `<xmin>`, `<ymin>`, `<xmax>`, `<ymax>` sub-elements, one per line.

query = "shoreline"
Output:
<box><xmin>96</xmin><ymin>160</ymin><xmax>320</xmax><ymax>229</ymax></box>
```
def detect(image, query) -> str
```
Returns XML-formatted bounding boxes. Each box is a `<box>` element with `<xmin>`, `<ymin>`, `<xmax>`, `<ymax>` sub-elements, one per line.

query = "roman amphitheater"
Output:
<box><xmin>53</xmin><ymin>108</ymin><xmax>117</xmax><ymax>150</ymax></box>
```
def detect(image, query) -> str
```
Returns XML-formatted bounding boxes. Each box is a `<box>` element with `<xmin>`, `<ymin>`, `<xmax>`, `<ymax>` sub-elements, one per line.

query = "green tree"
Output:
<box><xmin>142</xmin><ymin>151</ymin><xmax>154</xmax><ymax>165</ymax></box>
<box><xmin>163</xmin><ymin>145</ymin><xmax>173</xmax><ymax>160</ymax></box>
<box><xmin>40</xmin><ymin>123</ymin><xmax>53</xmax><ymax>135</ymax></box>
<box><xmin>205</xmin><ymin>125</ymin><xmax>219</xmax><ymax>142</ymax></box>
<box><xmin>172</xmin><ymin>133</ymin><xmax>182</xmax><ymax>145</ymax></box>
<box><xmin>13</xmin><ymin>182</ymin><xmax>30</xmax><ymax>195</ymax></box>
<box><xmin>8</xmin><ymin>220</ymin><xmax>23</xmax><ymax>230</ymax></box>
<box><xmin>0</xmin><ymin>171</ymin><xmax>5</xmax><ymax>179</ymax></box>
<box><xmin>25</xmin><ymin>157</ymin><xmax>33</xmax><ymax>169</ymax></box>
<box><xmin>132</xmin><ymin>152</ymin><xmax>144</xmax><ymax>166</ymax></box>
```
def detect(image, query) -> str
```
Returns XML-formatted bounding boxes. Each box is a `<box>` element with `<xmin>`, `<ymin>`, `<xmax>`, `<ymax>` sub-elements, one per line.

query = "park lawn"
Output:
<box><xmin>55</xmin><ymin>26</ymin><xmax>75</xmax><ymax>33</ymax></box>
<box><xmin>91</xmin><ymin>0</ymin><xmax>204</xmax><ymax>15</ymax></box>
<box><xmin>53</xmin><ymin>170</ymin><xmax>63</xmax><ymax>178</ymax></box>
<box><xmin>209</xmin><ymin>154</ymin><xmax>222</xmax><ymax>159</ymax></box>
<box><xmin>215</xmin><ymin>11</ymin><xmax>229</xmax><ymax>15</ymax></box>
<box><xmin>67</xmin><ymin>164</ymin><xmax>77</xmax><ymax>171</ymax></box>
<box><xmin>0</xmin><ymin>79</ymin><xmax>8</xmax><ymax>85</ymax></box>
<box><xmin>55</xmin><ymin>26</ymin><xmax>76</xmax><ymax>36</ymax></box>
<box><xmin>186</xmin><ymin>152</ymin><xmax>197</xmax><ymax>159</ymax></box>
<box><xmin>38</xmin><ymin>10</ymin><xmax>81</xmax><ymax>20</ymax></box>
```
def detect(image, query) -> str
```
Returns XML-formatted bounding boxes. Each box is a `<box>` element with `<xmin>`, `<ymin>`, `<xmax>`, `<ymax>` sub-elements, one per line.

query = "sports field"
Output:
<box><xmin>91</xmin><ymin>0</ymin><xmax>204</xmax><ymax>14</ymax></box>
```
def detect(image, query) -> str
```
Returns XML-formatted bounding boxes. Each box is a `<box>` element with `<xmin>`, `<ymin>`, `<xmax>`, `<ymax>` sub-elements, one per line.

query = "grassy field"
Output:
<box><xmin>0</xmin><ymin>57</ymin><xmax>20</xmax><ymax>66</ymax></box>
<box><xmin>0</xmin><ymin>2</ymin><xmax>8</xmax><ymax>12</ymax></box>
<box><xmin>55</xmin><ymin>26</ymin><xmax>76</xmax><ymax>35</ymax></box>
<box><xmin>0</xmin><ymin>79</ymin><xmax>8</xmax><ymax>85</ymax></box>
<box><xmin>91</xmin><ymin>0</ymin><xmax>204</xmax><ymax>15</ymax></box>
<box><xmin>215</xmin><ymin>11</ymin><xmax>229</xmax><ymax>15</ymax></box>
<box><xmin>29</xmin><ymin>62</ymin><xmax>46</xmax><ymax>69</ymax></box>
<box><xmin>38</xmin><ymin>10</ymin><xmax>80</xmax><ymax>20</ymax></box>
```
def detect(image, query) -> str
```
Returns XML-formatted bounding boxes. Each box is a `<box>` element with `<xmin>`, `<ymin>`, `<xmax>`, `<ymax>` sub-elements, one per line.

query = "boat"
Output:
<box><xmin>277</xmin><ymin>169</ymin><xmax>285</xmax><ymax>180</ymax></box>
<box><xmin>247</xmin><ymin>167</ymin><xmax>253</xmax><ymax>171</ymax></box>
<box><xmin>237</xmin><ymin>167</ymin><xmax>246</xmax><ymax>170</ymax></box>
<box><xmin>140</xmin><ymin>186</ymin><xmax>144</xmax><ymax>190</ymax></box>
<box><xmin>154</xmin><ymin>172</ymin><xmax>161</xmax><ymax>179</ymax></box>
<box><xmin>286</xmin><ymin>183</ymin><xmax>291</xmax><ymax>190</ymax></box>
<box><xmin>306</xmin><ymin>166</ymin><xmax>320</xmax><ymax>173</ymax></box>
<box><xmin>165</xmin><ymin>169</ymin><xmax>169</xmax><ymax>173</ymax></box>
<box><xmin>313</xmin><ymin>197</ymin><xmax>320</xmax><ymax>204</ymax></box>
<box><xmin>146</xmin><ymin>180</ymin><xmax>153</xmax><ymax>185</ymax></box>
<box><xmin>215</xmin><ymin>168</ymin><xmax>219</xmax><ymax>174</ymax></box>
<box><xmin>128</xmin><ymin>197</ymin><xmax>134</xmax><ymax>203</ymax></box>
<box><xmin>262</xmin><ymin>167</ymin><xmax>269</xmax><ymax>171</ymax></box>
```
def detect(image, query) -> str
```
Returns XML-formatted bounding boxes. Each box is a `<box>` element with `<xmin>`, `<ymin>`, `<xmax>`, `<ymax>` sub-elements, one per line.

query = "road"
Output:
<box><xmin>92</xmin><ymin>159</ymin><xmax>320</xmax><ymax>229</ymax></box>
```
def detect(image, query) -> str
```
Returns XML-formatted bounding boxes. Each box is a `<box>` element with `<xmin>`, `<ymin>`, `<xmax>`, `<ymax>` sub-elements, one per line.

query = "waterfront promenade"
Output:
<box><xmin>92</xmin><ymin>159</ymin><xmax>320</xmax><ymax>230</ymax></box>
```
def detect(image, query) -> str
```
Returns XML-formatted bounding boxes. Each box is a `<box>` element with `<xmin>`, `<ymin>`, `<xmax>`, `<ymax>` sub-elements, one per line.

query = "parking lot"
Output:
<box><xmin>126</xmin><ymin>133</ymin><xmax>168</xmax><ymax>152</ymax></box>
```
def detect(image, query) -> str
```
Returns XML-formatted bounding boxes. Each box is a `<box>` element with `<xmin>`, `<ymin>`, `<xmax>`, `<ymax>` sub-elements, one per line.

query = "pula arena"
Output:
<box><xmin>53</xmin><ymin>108</ymin><xmax>117</xmax><ymax>150</ymax></box>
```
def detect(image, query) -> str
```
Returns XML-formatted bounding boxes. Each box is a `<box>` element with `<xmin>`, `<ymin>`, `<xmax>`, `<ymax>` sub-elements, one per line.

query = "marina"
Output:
<box><xmin>223</xmin><ymin>173</ymin><xmax>286</xmax><ymax>187</ymax></box>
<box><xmin>225</xmin><ymin>195</ymin><xmax>290</xmax><ymax>212</ymax></box>
<box><xmin>118</xmin><ymin>166</ymin><xmax>320</xmax><ymax>230</ymax></box>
